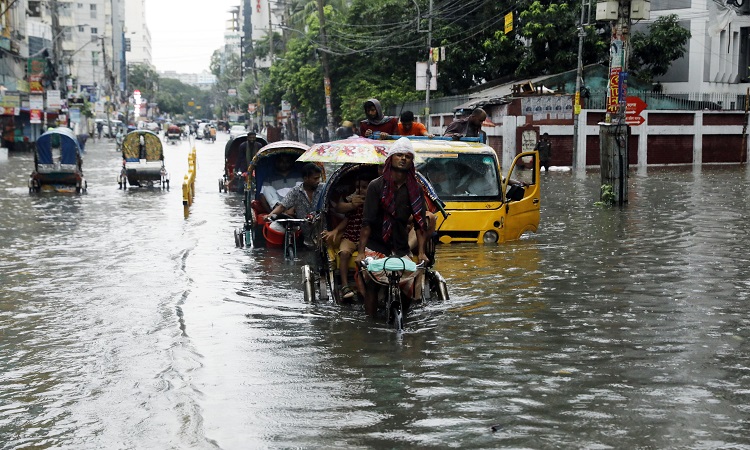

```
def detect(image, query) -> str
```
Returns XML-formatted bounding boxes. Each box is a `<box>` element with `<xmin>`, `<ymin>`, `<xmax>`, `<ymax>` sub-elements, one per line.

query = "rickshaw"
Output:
<box><xmin>295</xmin><ymin>138</ymin><xmax>449</xmax><ymax>323</ymax></box>
<box><xmin>219</xmin><ymin>133</ymin><xmax>268</xmax><ymax>193</ymax></box>
<box><xmin>166</xmin><ymin>124</ymin><xmax>182</xmax><ymax>144</ymax></box>
<box><xmin>233</xmin><ymin>140</ymin><xmax>318</xmax><ymax>249</ymax></box>
<box><xmin>117</xmin><ymin>130</ymin><xmax>169</xmax><ymax>190</ymax></box>
<box><xmin>29</xmin><ymin>127</ymin><xmax>87</xmax><ymax>193</ymax></box>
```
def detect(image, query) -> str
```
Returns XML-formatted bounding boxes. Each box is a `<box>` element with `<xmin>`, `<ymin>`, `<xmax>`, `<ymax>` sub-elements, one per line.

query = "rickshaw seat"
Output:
<box><xmin>251</xmin><ymin>199</ymin><xmax>270</xmax><ymax>221</ymax></box>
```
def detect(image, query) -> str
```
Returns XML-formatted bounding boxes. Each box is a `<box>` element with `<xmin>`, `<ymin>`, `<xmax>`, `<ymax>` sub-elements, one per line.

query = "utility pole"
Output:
<box><xmin>572</xmin><ymin>0</ymin><xmax>590</xmax><ymax>171</ymax></box>
<box><xmin>316</xmin><ymin>0</ymin><xmax>335</xmax><ymax>140</ymax></box>
<box><xmin>424</xmin><ymin>0</ymin><xmax>433</xmax><ymax>118</ymax></box>
<box><xmin>598</xmin><ymin>0</ymin><xmax>632</xmax><ymax>205</ymax></box>
<box><xmin>49</xmin><ymin>0</ymin><xmax>65</xmax><ymax>97</ymax></box>
<box><xmin>268</xmin><ymin>2</ymin><xmax>273</xmax><ymax>62</ymax></box>
<box><xmin>243</xmin><ymin>0</ymin><xmax>256</xmax><ymax>130</ymax></box>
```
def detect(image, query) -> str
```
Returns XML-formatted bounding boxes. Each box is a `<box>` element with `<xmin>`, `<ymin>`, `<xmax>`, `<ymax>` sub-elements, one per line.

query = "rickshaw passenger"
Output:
<box><xmin>360</xmin><ymin>98</ymin><xmax>398</xmax><ymax>140</ymax></box>
<box><xmin>356</xmin><ymin>138</ymin><xmax>429</xmax><ymax>317</ymax></box>
<box><xmin>322</xmin><ymin>174</ymin><xmax>373</xmax><ymax>301</ymax></box>
<box><xmin>259</xmin><ymin>154</ymin><xmax>302</xmax><ymax>212</ymax></box>
<box><xmin>243</xmin><ymin>132</ymin><xmax>264</xmax><ymax>170</ymax></box>
<box><xmin>266</xmin><ymin>163</ymin><xmax>324</xmax><ymax>247</ymax></box>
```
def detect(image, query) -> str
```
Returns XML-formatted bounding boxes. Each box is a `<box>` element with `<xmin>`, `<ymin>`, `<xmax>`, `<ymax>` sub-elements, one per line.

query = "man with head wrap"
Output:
<box><xmin>359</xmin><ymin>98</ymin><xmax>399</xmax><ymax>140</ymax></box>
<box><xmin>356</xmin><ymin>137</ymin><xmax>429</xmax><ymax>317</ymax></box>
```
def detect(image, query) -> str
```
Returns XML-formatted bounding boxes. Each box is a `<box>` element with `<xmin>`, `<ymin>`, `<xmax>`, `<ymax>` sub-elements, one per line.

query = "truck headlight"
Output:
<box><xmin>482</xmin><ymin>230</ymin><xmax>499</xmax><ymax>243</ymax></box>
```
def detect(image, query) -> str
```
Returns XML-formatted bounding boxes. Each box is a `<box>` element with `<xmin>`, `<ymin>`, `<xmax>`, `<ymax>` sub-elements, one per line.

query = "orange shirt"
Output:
<box><xmin>397</xmin><ymin>121</ymin><xmax>427</xmax><ymax>136</ymax></box>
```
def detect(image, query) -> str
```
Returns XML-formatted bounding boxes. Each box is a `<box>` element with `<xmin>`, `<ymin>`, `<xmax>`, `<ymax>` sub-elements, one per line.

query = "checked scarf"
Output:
<box><xmin>380</xmin><ymin>157</ymin><xmax>426</xmax><ymax>242</ymax></box>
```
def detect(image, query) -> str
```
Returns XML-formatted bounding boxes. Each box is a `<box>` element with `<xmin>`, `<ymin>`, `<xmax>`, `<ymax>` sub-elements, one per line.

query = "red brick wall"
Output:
<box><xmin>703</xmin><ymin>113</ymin><xmax>745</xmax><ymax>126</ymax></box>
<box><xmin>648</xmin><ymin>113</ymin><xmax>694</xmax><ymax>126</ymax></box>
<box><xmin>703</xmin><ymin>135</ymin><xmax>744</xmax><ymax>162</ymax></box>
<box><xmin>648</xmin><ymin>135</ymin><xmax>693</xmax><ymax>164</ymax></box>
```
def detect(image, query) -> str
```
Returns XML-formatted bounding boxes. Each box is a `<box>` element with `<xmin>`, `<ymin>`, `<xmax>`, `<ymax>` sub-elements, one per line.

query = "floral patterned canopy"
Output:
<box><xmin>297</xmin><ymin>136</ymin><xmax>390</xmax><ymax>165</ymax></box>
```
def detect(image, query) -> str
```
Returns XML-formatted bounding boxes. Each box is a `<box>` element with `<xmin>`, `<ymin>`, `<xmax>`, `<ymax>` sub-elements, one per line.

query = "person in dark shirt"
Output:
<box><xmin>536</xmin><ymin>133</ymin><xmax>552</xmax><ymax>172</ymax></box>
<box><xmin>443</xmin><ymin>107</ymin><xmax>487</xmax><ymax>140</ymax></box>
<box><xmin>359</xmin><ymin>98</ymin><xmax>398</xmax><ymax>140</ymax></box>
<box><xmin>356</xmin><ymin>137</ymin><xmax>428</xmax><ymax>317</ymax></box>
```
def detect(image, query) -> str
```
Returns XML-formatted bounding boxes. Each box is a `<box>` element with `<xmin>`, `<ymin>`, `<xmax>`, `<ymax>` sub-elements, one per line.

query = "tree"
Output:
<box><xmin>629</xmin><ymin>15</ymin><xmax>691</xmax><ymax>83</ymax></box>
<box><xmin>127</xmin><ymin>63</ymin><xmax>159</xmax><ymax>102</ymax></box>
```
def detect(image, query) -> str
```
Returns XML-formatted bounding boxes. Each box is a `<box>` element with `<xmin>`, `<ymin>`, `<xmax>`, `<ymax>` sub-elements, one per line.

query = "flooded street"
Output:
<box><xmin>2</xmin><ymin>133</ymin><xmax>750</xmax><ymax>449</ymax></box>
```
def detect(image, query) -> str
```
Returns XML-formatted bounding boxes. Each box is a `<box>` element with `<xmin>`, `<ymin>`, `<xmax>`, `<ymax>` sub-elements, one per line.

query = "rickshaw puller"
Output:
<box><xmin>355</xmin><ymin>138</ymin><xmax>429</xmax><ymax>317</ymax></box>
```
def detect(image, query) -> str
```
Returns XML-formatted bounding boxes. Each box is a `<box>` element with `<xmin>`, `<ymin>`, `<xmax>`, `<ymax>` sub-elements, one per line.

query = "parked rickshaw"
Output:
<box><xmin>29</xmin><ymin>127</ymin><xmax>87</xmax><ymax>193</ymax></box>
<box><xmin>166</xmin><ymin>124</ymin><xmax>182</xmax><ymax>144</ymax></box>
<box><xmin>219</xmin><ymin>133</ymin><xmax>268</xmax><ymax>193</ymax></box>
<box><xmin>295</xmin><ymin>137</ymin><xmax>449</xmax><ymax>317</ymax></box>
<box><xmin>234</xmin><ymin>140</ymin><xmax>319</xmax><ymax>248</ymax></box>
<box><xmin>117</xmin><ymin>130</ymin><xmax>169</xmax><ymax>190</ymax></box>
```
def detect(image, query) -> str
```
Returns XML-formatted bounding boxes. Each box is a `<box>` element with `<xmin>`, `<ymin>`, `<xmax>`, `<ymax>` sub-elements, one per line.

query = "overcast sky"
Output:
<box><xmin>145</xmin><ymin>0</ymin><xmax>239</xmax><ymax>74</ymax></box>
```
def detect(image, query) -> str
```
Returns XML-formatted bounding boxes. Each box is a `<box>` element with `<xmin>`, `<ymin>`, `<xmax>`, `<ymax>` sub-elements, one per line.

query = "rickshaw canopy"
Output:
<box><xmin>122</xmin><ymin>130</ymin><xmax>163</xmax><ymax>162</ymax></box>
<box><xmin>36</xmin><ymin>127</ymin><xmax>82</xmax><ymax>166</ymax></box>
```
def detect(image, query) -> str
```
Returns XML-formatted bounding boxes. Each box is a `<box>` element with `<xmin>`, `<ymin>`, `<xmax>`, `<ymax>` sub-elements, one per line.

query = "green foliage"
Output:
<box><xmin>127</xmin><ymin>63</ymin><xmax>159</xmax><ymax>101</ymax></box>
<box><xmin>185</xmin><ymin>0</ymin><xmax>690</xmax><ymax>132</ymax></box>
<box><xmin>629</xmin><ymin>15</ymin><xmax>691</xmax><ymax>83</ymax></box>
<box><xmin>595</xmin><ymin>184</ymin><xmax>615</xmax><ymax>207</ymax></box>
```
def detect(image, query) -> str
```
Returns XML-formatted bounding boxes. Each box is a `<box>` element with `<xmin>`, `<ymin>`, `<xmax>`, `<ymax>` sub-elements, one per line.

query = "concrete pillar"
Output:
<box><xmin>599</xmin><ymin>122</ymin><xmax>629</xmax><ymax>204</ymax></box>
<box><xmin>694</xmin><ymin>111</ymin><xmax>703</xmax><ymax>166</ymax></box>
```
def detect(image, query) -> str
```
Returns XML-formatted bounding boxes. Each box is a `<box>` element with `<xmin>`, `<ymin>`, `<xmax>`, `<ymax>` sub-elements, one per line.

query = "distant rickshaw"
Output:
<box><xmin>219</xmin><ymin>133</ymin><xmax>268</xmax><ymax>193</ymax></box>
<box><xmin>166</xmin><ymin>124</ymin><xmax>182</xmax><ymax>145</ymax></box>
<box><xmin>29</xmin><ymin>127</ymin><xmax>87</xmax><ymax>193</ymax></box>
<box><xmin>117</xmin><ymin>130</ymin><xmax>169</xmax><ymax>190</ymax></box>
<box><xmin>234</xmin><ymin>140</ymin><xmax>319</xmax><ymax>248</ymax></box>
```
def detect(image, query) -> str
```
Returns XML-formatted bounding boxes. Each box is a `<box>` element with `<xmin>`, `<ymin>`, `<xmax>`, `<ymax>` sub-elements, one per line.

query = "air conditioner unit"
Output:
<box><xmin>596</xmin><ymin>1</ymin><xmax>619</xmax><ymax>21</ymax></box>
<box><xmin>630</xmin><ymin>0</ymin><xmax>651</xmax><ymax>20</ymax></box>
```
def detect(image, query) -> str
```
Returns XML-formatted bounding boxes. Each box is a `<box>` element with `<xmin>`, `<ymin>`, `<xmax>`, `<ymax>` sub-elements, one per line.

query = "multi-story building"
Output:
<box><xmin>158</xmin><ymin>70</ymin><xmax>217</xmax><ymax>90</ymax></box>
<box><xmin>124</xmin><ymin>0</ymin><xmax>151</xmax><ymax>67</ymax></box>
<box><xmin>627</xmin><ymin>1</ymin><xmax>750</xmax><ymax>96</ymax></box>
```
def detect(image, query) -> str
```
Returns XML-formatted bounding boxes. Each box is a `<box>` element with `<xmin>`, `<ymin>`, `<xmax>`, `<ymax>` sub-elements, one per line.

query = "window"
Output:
<box><xmin>78</xmin><ymin>3</ymin><xmax>83</xmax><ymax>7</ymax></box>
<box><xmin>78</xmin><ymin>25</ymin><xmax>87</xmax><ymax>32</ymax></box>
<box><xmin>91</xmin><ymin>51</ymin><xmax>99</xmax><ymax>66</ymax></box>
<box><xmin>91</xmin><ymin>35</ymin><xmax>98</xmax><ymax>43</ymax></box>
<box><xmin>90</xmin><ymin>4</ymin><xmax>97</xmax><ymax>19</ymax></box>
<box><xmin>91</xmin><ymin>27</ymin><xmax>98</xmax><ymax>35</ymax></box>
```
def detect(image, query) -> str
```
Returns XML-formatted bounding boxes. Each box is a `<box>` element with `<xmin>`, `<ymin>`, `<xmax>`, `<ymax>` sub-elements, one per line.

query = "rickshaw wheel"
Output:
<box><xmin>301</xmin><ymin>265</ymin><xmax>315</xmax><ymax>302</ymax></box>
<box><xmin>427</xmin><ymin>271</ymin><xmax>449</xmax><ymax>301</ymax></box>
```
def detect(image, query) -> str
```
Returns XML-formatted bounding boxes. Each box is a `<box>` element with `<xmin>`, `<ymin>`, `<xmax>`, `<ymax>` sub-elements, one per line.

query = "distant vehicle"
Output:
<box><xmin>229</xmin><ymin>125</ymin><xmax>247</xmax><ymax>141</ymax></box>
<box><xmin>196</xmin><ymin>123</ymin><xmax>208</xmax><ymax>140</ymax></box>
<box><xmin>101</xmin><ymin>120</ymin><xmax>123</xmax><ymax>138</ymax></box>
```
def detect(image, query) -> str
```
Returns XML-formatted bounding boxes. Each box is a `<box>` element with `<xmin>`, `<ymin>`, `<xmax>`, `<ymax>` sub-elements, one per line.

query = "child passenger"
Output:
<box><xmin>322</xmin><ymin>174</ymin><xmax>372</xmax><ymax>302</ymax></box>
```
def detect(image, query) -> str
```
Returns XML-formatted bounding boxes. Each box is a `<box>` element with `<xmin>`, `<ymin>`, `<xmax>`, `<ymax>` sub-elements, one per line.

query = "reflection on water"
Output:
<box><xmin>2</xmin><ymin>139</ymin><xmax>750</xmax><ymax>449</ymax></box>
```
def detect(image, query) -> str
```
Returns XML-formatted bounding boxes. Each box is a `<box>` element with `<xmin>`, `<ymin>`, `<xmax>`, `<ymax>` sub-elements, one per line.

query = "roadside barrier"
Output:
<box><xmin>182</xmin><ymin>147</ymin><xmax>196</xmax><ymax>207</ymax></box>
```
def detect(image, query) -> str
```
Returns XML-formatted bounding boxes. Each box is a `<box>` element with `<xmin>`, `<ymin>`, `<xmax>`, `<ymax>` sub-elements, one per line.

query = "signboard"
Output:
<box><xmin>625</xmin><ymin>96</ymin><xmax>647</xmax><ymax>126</ymax></box>
<box><xmin>29</xmin><ymin>95</ymin><xmax>43</xmax><ymax>124</ymax></box>
<box><xmin>626</xmin><ymin>96</ymin><xmax>647</xmax><ymax>116</ymax></box>
<box><xmin>416</xmin><ymin>62</ymin><xmax>437</xmax><ymax>91</ymax></box>
<box><xmin>248</xmin><ymin>103</ymin><xmax>256</xmax><ymax>113</ymax></box>
<box><xmin>47</xmin><ymin>90</ymin><xmax>61</xmax><ymax>109</ymax></box>
<box><xmin>504</xmin><ymin>12</ymin><xmax>513</xmax><ymax>34</ymax></box>
<box><xmin>607</xmin><ymin>67</ymin><xmax>621</xmax><ymax>113</ymax></box>
<box><xmin>28</xmin><ymin>58</ymin><xmax>45</xmax><ymax>93</ymax></box>
<box><xmin>0</xmin><ymin>92</ymin><xmax>20</xmax><ymax>115</ymax></box>
<box><xmin>228</xmin><ymin>88</ymin><xmax>237</xmax><ymax>97</ymax></box>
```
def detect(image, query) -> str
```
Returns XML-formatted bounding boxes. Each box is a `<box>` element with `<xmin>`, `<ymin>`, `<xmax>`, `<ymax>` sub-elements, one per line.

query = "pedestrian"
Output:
<box><xmin>536</xmin><ymin>133</ymin><xmax>552</xmax><ymax>172</ymax></box>
<box><xmin>96</xmin><ymin>121</ymin><xmax>104</xmax><ymax>140</ymax></box>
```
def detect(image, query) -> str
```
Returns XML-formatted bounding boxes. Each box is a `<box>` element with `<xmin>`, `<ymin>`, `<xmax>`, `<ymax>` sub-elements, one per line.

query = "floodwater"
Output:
<box><xmin>2</xmin><ymin>133</ymin><xmax>750</xmax><ymax>449</ymax></box>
